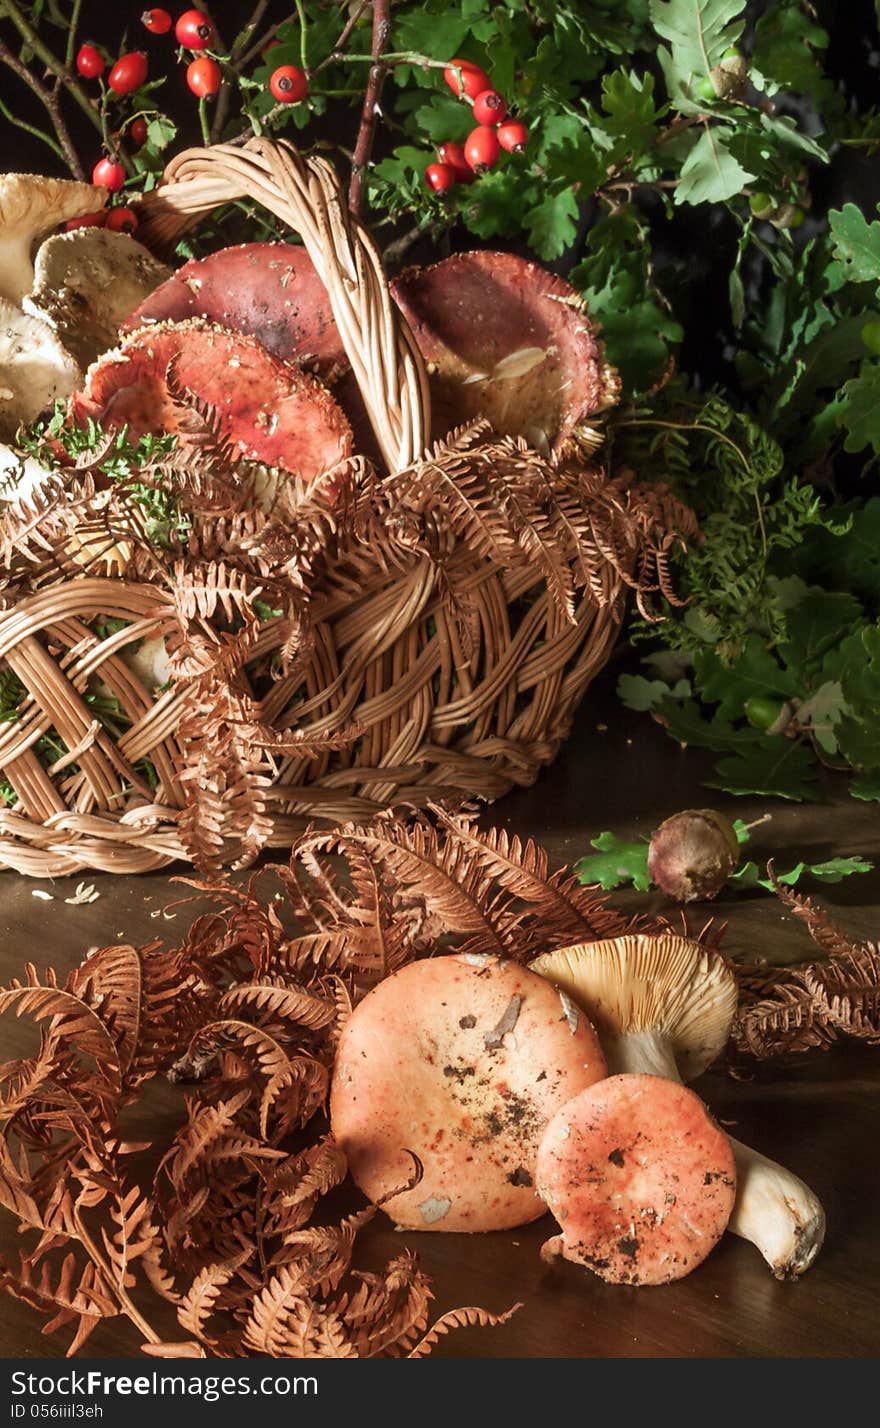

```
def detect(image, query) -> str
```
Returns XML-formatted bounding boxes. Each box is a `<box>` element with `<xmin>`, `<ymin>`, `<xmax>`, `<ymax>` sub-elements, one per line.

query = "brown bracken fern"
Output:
<box><xmin>5</xmin><ymin>815</ymin><xmax>868</xmax><ymax>1354</ymax></box>
<box><xmin>1</xmin><ymin>810</ymin><xmax>644</xmax><ymax>1358</ymax></box>
<box><xmin>732</xmin><ymin>875</ymin><xmax>880</xmax><ymax>1056</ymax></box>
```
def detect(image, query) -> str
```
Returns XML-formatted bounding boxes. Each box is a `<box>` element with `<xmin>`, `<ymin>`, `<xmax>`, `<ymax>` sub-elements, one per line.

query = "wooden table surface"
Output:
<box><xmin>2</xmin><ymin>667</ymin><xmax>879</xmax><ymax>1359</ymax></box>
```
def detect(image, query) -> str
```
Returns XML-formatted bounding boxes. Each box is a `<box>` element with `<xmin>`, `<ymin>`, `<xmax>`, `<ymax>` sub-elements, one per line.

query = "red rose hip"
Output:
<box><xmin>425</xmin><ymin>162</ymin><xmax>456</xmax><ymax>194</ymax></box>
<box><xmin>64</xmin><ymin>210</ymin><xmax>107</xmax><ymax>231</ymax></box>
<box><xmin>92</xmin><ymin>158</ymin><xmax>126</xmax><ymax>192</ymax></box>
<box><xmin>437</xmin><ymin>141</ymin><xmax>474</xmax><ymax>183</ymax></box>
<box><xmin>497</xmin><ymin>119</ymin><xmax>528</xmax><ymax>154</ymax></box>
<box><xmin>105</xmin><ymin>206</ymin><xmax>139</xmax><ymax>234</ymax></box>
<box><xmin>443</xmin><ymin>57</ymin><xmax>491</xmax><ymax>100</ymax></box>
<box><xmin>76</xmin><ymin>43</ymin><xmax>105</xmax><ymax>79</ymax></box>
<box><xmin>108</xmin><ymin>52</ymin><xmax>148</xmax><ymax>95</ymax></box>
<box><xmin>187</xmin><ymin>55</ymin><xmax>222</xmax><ymax>97</ymax></box>
<box><xmin>174</xmin><ymin>9</ymin><xmax>215</xmax><ymax>50</ymax></box>
<box><xmin>464</xmin><ymin>124</ymin><xmax>500</xmax><ymax>173</ymax></box>
<box><xmin>269</xmin><ymin>65</ymin><xmax>309</xmax><ymax>103</ymax></box>
<box><xmin>141</xmin><ymin>8</ymin><xmax>172</xmax><ymax>32</ymax></box>
<box><xmin>472</xmin><ymin>89</ymin><xmax>507</xmax><ymax>125</ymax></box>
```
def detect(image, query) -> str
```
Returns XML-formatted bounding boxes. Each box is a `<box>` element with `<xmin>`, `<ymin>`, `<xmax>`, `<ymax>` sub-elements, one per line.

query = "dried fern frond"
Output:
<box><xmin>732</xmin><ymin>878</ymin><xmax>880</xmax><ymax>1057</ymax></box>
<box><xmin>4</xmin><ymin>809</ymin><xmax>721</xmax><ymax>1358</ymax></box>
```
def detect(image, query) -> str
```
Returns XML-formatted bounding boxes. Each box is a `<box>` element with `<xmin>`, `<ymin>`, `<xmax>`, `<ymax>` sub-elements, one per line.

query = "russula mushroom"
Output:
<box><xmin>330</xmin><ymin>953</ymin><xmax>607</xmax><ymax>1232</ymax></box>
<box><xmin>69</xmin><ymin>319</ymin><xmax>353</xmax><ymax>479</ymax></box>
<box><xmin>0</xmin><ymin>173</ymin><xmax>106</xmax><ymax>305</ymax></box>
<box><xmin>25</xmin><ymin>228</ymin><xmax>172</xmax><ymax>370</ymax></box>
<box><xmin>123</xmin><ymin>241</ymin><xmax>376</xmax><ymax>460</ymax></box>
<box><xmin>537</xmin><ymin>1074</ymin><xmax>737</xmax><ymax>1285</ymax></box>
<box><xmin>390</xmin><ymin>250</ymin><xmax>620</xmax><ymax>453</ymax></box>
<box><xmin>0</xmin><ymin>299</ymin><xmax>81</xmax><ymax>440</ymax></box>
<box><xmin>0</xmin><ymin>443</ymin><xmax>53</xmax><ymax>503</ymax></box>
<box><xmin>123</xmin><ymin>242</ymin><xmax>345</xmax><ymax>378</ymax></box>
<box><xmin>530</xmin><ymin>935</ymin><xmax>826</xmax><ymax>1279</ymax></box>
<box><xmin>648</xmin><ymin>808</ymin><xmax>741</xmax><ymax>902</ymax></box>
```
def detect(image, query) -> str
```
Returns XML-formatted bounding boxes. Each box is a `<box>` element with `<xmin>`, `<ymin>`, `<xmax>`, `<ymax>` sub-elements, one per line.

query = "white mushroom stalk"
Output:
<box><xmin>597</xmin><ymin>1026</ymin><xmax>826</xmax><ymax>1279</ymax></box>
<box><xmin>530</xmin><ymin>935</ymin><xmax>826</xmax><ymax>1280</ymax></box>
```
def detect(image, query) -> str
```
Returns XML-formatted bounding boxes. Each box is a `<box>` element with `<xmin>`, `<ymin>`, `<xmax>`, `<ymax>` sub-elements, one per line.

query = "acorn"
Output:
<box><xmin>647</xmin><ymin>808</ymin><xmax>741</xmax><ymax>903</ymax></box>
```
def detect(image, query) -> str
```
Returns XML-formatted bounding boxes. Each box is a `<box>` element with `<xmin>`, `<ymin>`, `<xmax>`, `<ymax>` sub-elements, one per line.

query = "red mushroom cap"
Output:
<box><xmin>123</xmin><ymin>242</ymin><xmax>346</xmax><ymax>380</ymax></box>
<box><xmin>69</xmin><ymin>318</ymin><xmax>352</xmax><ymax>477</ymax></box>
<box><xmin>390</xmin><ymin>250</ymin><xmax>619</xmax><ymax>452</ymax></box>
<box><xmin>330</xmin><ymin>953</ymin><xmax>606</xmax><ymax>1233</ymax></box>
<box><xmin>536</xmin><ymin>1074</ymin><xmax>736</xmax><ymax>1285</ymax></box>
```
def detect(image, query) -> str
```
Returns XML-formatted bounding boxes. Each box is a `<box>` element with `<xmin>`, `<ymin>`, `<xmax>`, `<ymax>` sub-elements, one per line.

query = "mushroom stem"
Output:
<box><xmin>602</xmin><ymin>1030</ymin><xmax>826</xmax><ymax>1278</ymax></box>
<box><xmin>725</xmin><ymin>1141</ymin><xmax>826</xmax><ymax>1280</ymax></box>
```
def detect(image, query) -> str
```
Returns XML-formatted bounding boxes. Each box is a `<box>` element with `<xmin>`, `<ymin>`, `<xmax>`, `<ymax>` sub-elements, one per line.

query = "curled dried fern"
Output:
<box><xmin>10</xmin><ymin>814</ymin><xmax>624</xmax><ymax>1356</ymax></box>
<box><xmin>733</xmin><ymin>878</ymin><xmax>880</xmax><ymax>1057</ymax></box>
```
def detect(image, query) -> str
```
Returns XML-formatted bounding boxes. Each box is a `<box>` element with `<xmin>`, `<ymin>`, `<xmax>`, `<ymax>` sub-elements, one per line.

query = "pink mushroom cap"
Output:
<box><xmin>537</xmin><ymin>1073</ymin><xmax>736</xmax><ymax>1285</ymax></box>
<box><xmin>390</xmin><ymin>250</ymin><xmax>619</xmax><ymax>452</ymax></box>
<box><xmin>69</xmin><ymin>318</ymin><xmax>352</xmax><ymax>478</ymax></box>
<box><xmin>330</xmin><ymin>953</ymin><xmax>607</xmax><ymax>1232</ymax></box>
<box><xmin>123</xmin><ymin>241</ymin><xmax>346</xmax><ymax>379</ymax></box>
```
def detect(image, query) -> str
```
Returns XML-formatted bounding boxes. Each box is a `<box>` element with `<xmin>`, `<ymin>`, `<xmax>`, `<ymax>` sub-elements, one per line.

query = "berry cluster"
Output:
<box><xmin>71</xmin><ymin>10</ymin><xmax>312</xmax><ymax>232</ymax></box>
<box><xmin>425</xmin><ymin>57</ymin><xmax>528</xmax><ymax>194</ymax></box>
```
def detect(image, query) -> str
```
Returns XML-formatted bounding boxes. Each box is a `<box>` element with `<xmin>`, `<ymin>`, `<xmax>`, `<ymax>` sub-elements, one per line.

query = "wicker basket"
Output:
<box><xmin>0</xmin><ymin>139</ymin><xmax>678</xmax><ymax>877</ymax></box>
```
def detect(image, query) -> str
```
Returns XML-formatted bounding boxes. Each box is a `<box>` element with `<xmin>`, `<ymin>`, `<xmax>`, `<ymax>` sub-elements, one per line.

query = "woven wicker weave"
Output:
<box><xmin>0</xmin><ymin>139</ymin><xmax>672</xmax><ymax>877</ymax></box>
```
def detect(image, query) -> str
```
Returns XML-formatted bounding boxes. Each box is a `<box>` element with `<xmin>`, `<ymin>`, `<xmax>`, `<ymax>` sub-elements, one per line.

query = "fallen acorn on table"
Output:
<box><xmin>647</xmin><ymin>807</ymin><xmax>742</xmax><ymax>902</ymax></box>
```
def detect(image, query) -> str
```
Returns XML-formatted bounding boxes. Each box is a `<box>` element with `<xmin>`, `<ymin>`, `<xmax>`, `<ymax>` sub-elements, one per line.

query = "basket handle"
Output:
<box><xmin>136</xmin><ymin>137</ymin><xmax>430</xmax><ymax>475</ymax></box>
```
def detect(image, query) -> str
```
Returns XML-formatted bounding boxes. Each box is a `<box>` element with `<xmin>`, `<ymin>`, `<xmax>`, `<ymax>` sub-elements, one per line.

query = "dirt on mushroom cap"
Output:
<box><xmin>536</xmin><ymin>1074</ymin><xmax>737</xmax><ymax>1285</ymax></box>
<box><xmin>330</xmin><ymin>954</ymin><xmax>607</xmax><ymax>1233</ymax></box>
<box><xmin>390</xmin><ymin>250</ymin><xmax>619</xmax><ymax>453</ymax></box>
<box><xmin>69</xmin><ymin>318</ymin><xmax>353</xmax><ymax>477</ymax></box>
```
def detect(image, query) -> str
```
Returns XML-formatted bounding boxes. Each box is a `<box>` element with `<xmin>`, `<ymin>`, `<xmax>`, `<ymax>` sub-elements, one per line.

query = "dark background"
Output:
<box><xmin>4</xmin><ymin>0</ymin><xmax>880</xmax><ymax>399</ymax></box>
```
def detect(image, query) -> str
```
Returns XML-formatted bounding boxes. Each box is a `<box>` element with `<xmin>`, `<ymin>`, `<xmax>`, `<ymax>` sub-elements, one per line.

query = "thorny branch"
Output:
<box><xmin>349</xmin><ymin>0</ymin><xmax>391</xmax><ymax>219</ymax></box>
<box><xmin>0</xmin><ymin>0</ymin><xmax>103</xmax><ymax>142</ymax></box>
<box><xmin>0</xmin><ymin>33</ymin><xmax>85</xmax><ymax>178</ymax></box>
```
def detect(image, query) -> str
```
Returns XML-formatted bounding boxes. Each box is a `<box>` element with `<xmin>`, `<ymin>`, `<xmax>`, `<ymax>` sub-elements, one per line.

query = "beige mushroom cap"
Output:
<box><xmin>0</xmin><ymin>298</ymin><xmax>81</xmax><ymax>439</ymax></box>
<box><xmin>530</xmin><ymin>933</ymin><xmax>738</xmax><ymax>1080</ymax></box>
<box><xmin>0</xmin><ymin>173</ymin><xmax>106</xmax><ymax>304</ymax></box>
<box><xmin>26</xmin><ymin>228</ymin><xmax>172</xmax><ymax>369</ymax></box>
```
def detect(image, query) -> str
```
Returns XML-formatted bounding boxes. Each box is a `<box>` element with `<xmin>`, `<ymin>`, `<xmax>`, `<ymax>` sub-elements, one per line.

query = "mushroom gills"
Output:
<box><xmin>530</xmin><ymin>935</ymin><xmax>826</xmax><ymax>1279</ymax></box>
<box><xmin>0</xmin><ymin>173</ymin><xmax>105</xmax><ymax>305</ymax></box>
